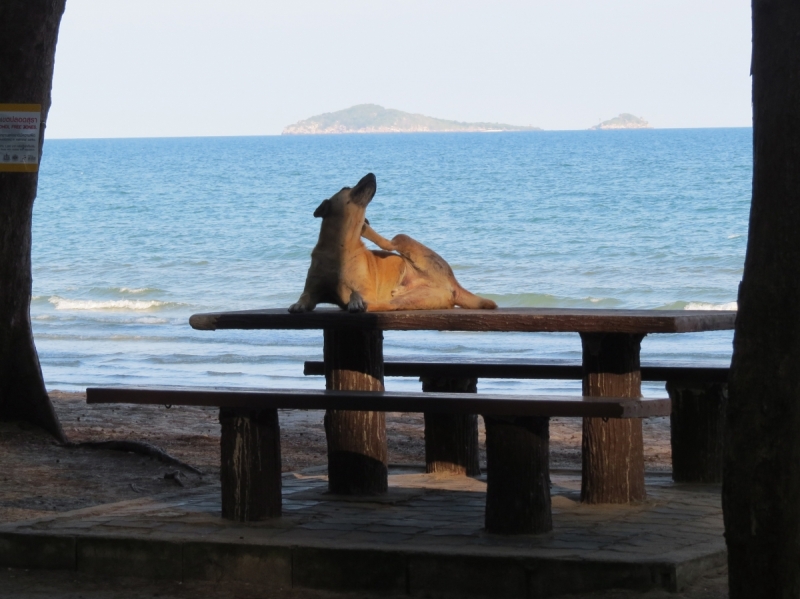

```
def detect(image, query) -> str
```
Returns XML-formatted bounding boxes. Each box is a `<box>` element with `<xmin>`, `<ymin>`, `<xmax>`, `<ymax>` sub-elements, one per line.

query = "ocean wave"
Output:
<box><xmin>490</xmin><ymin>293</ymin><xmax>622</xmax><ymax>308</ymax></box>
<box><xmin>659</xmin><ymin>300</ymin><xmax>737</xmax><ymax>311</ymax></box>
<box><xmin>119</xmin><ymin>287</ymin><xmax>161</xmax><ymax>295</ymax></box>
<box><xmin>684</xmin><ymin>301</ymin><xmax>738</xmax><ymax>311</ymax></box>
<box><xmin>134</xmin><ymin>317</ymin><xmax>170</xmax><ymax>324</ymax></box>
<box><xmin>48</xmin><ymin>296</ymin><xmax>179</xmax><ymax>311</ymax></box>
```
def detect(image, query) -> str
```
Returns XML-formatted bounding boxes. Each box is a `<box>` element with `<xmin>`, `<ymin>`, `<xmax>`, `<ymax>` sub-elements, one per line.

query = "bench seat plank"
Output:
<box><xmin>87</xmin><ymin>386</ymin><xmax>669</xmax><ymax>419</ymax></box>
<box><xmin>303</xmin><ymin>360</ymin><xmax>729</xmax><ymax>383</ymax></box>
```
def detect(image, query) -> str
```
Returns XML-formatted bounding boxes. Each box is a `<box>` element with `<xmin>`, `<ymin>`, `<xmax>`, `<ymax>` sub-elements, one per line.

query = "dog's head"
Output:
<box><xmin>313</xmin><ymin>173</ymin><xmax>376</xmax><ymax>220</ymax></box>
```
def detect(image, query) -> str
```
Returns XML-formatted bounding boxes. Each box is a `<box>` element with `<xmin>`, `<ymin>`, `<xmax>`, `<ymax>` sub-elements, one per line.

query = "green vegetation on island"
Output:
<box><xmin>282</xmin><ymin>104</ymin><xmax>541</xmax><ymax>135</ymax></box>
<box><xmin>590</xmin><ymin>113</ymin><xmax>652</xmax><ymax>130</ymax></box>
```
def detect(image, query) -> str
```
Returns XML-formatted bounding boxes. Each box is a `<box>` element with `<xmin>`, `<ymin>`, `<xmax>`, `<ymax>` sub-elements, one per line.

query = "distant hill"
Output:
<box><xmin>282</xmin><ymin>104</ymin><xmax>541</xmax><ymax>135</ymax></box>
<box><xmin>590</xmin><ymin>113</ymin><xmax>652</xmax><ymax>130</ymax></box>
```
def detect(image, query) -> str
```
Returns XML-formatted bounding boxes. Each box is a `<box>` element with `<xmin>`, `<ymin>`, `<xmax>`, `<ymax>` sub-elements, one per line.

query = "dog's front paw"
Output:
<box><xmin>347</xmin><ymin>292</ymin><xmax>367</xmax><ymax>313</ymax></box>
<box><xmin>288</xmin><ymin>302</ymin><xmax>308</xmax><ymax>314</ymax></box>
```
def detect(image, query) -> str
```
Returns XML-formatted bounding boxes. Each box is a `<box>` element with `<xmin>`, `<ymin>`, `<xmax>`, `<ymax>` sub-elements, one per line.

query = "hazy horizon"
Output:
<box><xmin>46</xmin><ymin>0</ymin><xmax>750</xmax><ymax>139</ymax></box>
<box><xmin>43</xmin><ymin>125</ymin><xmax>753</xmax><ymax>143</ymax></box>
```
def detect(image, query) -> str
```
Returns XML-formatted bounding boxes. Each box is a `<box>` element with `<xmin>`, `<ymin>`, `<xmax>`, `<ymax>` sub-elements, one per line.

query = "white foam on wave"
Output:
<box><xmin>727</xmin><ymin>234</ymin><xmax>743</xmax><ymax>240</ymax></box>
<box><xmin>49</xmin><ymin>296</ymin><xmax>172</xmax><ymax>311</ymax></box>
<box><xmin>684</xmin><ymin>301</ymin><xmax>738</xmax><ymax>311</ymax></box>
<box><xmin>119</xmin><ymin>287</ymin><xmax>154</xmax><ymax>294</ymax></box>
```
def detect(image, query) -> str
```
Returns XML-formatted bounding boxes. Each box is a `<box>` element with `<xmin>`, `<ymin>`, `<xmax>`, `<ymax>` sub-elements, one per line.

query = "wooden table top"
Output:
<box><xmin>189</xmin><ymin>307</ymin><xmax>736</xmax><ymax>334</ymax></box>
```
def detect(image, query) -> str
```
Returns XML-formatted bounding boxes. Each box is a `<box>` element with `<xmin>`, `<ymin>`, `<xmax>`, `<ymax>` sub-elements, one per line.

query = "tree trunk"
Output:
<box><xmin>483</xmin><ymin>415</ymin><xmax>551</xmax><ymax>534</ymax></box>
<box><xmin>667</xmin><ymin>381</ymin><xmax>726</xmax><ymax>483</ymax></box>
<box><xmin>219</xmin><ymin>408</ymin><xmax>282</xmax><ymax>521</ymax></box>
<box><xmin>323</xmin><ymin>328</ymin><xmax>387</xmax><ymax>495</ymax></box>
<box><xmin>580</xmin><ymin>333</ymin><xmax>645</xmax><ymax>504</ymax></box>
<box><xmin>0</xmin><ymin>1</ymin><xmax>67</xmax><ymax>441</ymax></box>
<box><xmin>422</xmin><ymin>376</ymin><xmax>480</xmax><ymax>476</ymax></box>
<box><xmin>723</xmin><ymin>3</ymin><xmax>800</xmax><ymax>597</ymax></box>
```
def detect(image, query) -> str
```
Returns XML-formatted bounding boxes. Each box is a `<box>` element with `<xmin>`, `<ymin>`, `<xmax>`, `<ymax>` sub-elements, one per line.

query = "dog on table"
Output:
<box><xmin>288</xmin><ymin>173</ymin><xmax>497</xmax><ymax>313</ymax></box>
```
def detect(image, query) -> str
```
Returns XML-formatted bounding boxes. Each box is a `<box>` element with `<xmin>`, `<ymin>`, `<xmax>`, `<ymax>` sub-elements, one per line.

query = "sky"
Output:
<box><xmin>46</xmin><ymin>0</ymin><xmax>752</xmax><ymax>139</ymax></box>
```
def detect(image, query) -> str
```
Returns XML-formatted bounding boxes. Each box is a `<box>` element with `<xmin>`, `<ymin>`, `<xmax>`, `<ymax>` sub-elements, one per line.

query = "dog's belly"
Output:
<box><xmin>352</xmin><ymin>250</ymin><xmax>407</xmax><ymax>304</ymax></box>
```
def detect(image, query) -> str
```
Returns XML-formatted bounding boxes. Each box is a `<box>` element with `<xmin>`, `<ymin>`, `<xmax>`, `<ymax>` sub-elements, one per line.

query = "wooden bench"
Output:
<box><xmin>86</xmin><ymin>386</ymin><xmax>670</xmax><ymax>534</ymax></box>
<box><xmin>305</xmin><ymin>359</ymin><xmax>729</xmax><ymax>483</ymax></box>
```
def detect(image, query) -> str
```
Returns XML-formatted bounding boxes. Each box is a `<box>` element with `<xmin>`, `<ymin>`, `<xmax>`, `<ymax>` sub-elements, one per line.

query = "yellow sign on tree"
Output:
<box><xmin>0</xmin><ymin>104</ymin><xmax>41</xmax><ymax>172</ymax></box>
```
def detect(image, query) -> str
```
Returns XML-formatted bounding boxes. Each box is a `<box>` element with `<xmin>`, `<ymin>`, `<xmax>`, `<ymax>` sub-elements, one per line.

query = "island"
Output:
<box><xmin>282</xmin><ymin>104</ymin><xmax>541</xmax><ymax>135</ymax></box>
<box><xmin>589</xmin><ymin>114</ymin><xmax>652</xmax><ymax>130</ymax></box>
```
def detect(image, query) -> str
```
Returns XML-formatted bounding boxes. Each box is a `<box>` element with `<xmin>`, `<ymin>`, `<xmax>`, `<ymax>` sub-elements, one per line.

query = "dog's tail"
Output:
<box><xmin>454</xmin><ymin>286</ymin><xmax>497</xmax><ymax>310</ymax></box>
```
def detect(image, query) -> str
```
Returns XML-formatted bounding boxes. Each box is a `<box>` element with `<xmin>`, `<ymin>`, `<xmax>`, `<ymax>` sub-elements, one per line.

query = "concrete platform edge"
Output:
<box><xmin>0</xmin><ymin>529</ymin><xmax>726</xmax><ymax>597</ymax></box>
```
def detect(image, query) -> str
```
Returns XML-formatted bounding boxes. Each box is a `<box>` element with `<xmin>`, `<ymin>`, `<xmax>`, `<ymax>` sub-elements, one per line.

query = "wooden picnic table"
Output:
<box><xmin>190</xmin><ymin>307</ymin><xmax>735</xmax><ymax>507</ymax></box>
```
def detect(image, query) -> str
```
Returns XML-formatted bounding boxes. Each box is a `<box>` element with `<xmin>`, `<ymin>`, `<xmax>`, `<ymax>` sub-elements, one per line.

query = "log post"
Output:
<box><xmin>422</xmin><ymin>376</ymin><xmax>480</xmax><ymax>476</ymax></box>
<box><xmin>580</xmin><ymin>332</ymin><xmax>646</xmax><ymax>504</ymax></box>
<box><xmin>483</xmin><ymin>415</ymin><xmax>552</xmax><ymax>534</ymax></box>
<box><xmin>323</xmin><ymin>328</ymin><xmax>387</xmax><ymax>495</ymax></box>
<box><xmin>219</xmin><ymin>408</ymin><xmax>282</xmax><ymax>521</ymax></box>
<box><xmin>667</xmin><ymin>381</ymin><xmax>727</xmax><ymax>483</ymax></box>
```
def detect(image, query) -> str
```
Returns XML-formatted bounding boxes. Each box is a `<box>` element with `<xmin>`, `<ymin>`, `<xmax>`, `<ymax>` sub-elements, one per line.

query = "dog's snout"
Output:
<box><xmin>350</xmin><ymin>173</ymin><xmax>377</xmax><ymax>207</ymax></box>
<box><xmin>358</xmin><ymin>173</ymin><xmax>376</xmax><ymax>186</ymax></box>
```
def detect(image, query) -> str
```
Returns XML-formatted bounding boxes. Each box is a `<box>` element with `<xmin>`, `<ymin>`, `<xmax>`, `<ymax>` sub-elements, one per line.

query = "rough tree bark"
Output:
<box><xmin>0</xmin><ymin>1</ymin><xmax>67</xmax><ymax>441</ymax></box>
<box><xmin>667</xmin><ymin>381</ymin><xmax>726</xmax><ymax>483</ymax></box>
<box><xmin>219</xmin><ymin>408</ymin><xmax>282</xmax><ymax>521</ymax></box>
<box><xmin>422</xmin><ymin>376</ymin><xmax>480</xmax><ymax>476</ymax></box>
<box><xmin>483</xmin><ymin>415</ymin><xmax>551</xmax><ymax>534</ymax></box>
<box><xmin>723</xmin><ymin>2</ymin><xmax>800</xmax><ymax>597</ymax></box>
<box><xmin>323</xmin><ymin>328</ymin><xmax>388</xmax><ymax>495</ymax></box>
<box><xmin>580</xmin><ymin>333</ymin><xmax>645</xmax><ymax>504</ymax></box>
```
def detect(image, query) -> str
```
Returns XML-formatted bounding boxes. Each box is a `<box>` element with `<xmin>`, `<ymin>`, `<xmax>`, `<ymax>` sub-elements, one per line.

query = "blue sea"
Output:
<box><xmin>32</xmin><ymin>129</ymin><xmax>750</xmax><ymax>396</ymax></box>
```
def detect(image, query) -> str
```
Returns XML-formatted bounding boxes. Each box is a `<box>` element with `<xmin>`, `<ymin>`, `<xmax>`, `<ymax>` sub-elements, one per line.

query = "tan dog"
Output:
<box><xmin>289</xmin><ymin>173</ymin><xmax>497</xmax><ymax>313</ymax></box>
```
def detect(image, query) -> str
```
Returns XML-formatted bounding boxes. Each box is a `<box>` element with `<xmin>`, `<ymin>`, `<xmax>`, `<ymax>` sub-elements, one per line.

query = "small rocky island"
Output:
<box><xmin>590</xmin><ymin>113</ymin><xmax>652</xmax><ymax>130</ymax></box>
<box><xmin>282</xmin><ymin>104</ymin><xmax>541</xmax><ymax>135</ymax></box>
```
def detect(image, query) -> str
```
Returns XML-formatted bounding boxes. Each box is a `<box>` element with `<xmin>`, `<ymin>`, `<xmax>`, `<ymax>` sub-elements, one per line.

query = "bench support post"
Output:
<box><xmin>484</xmin><ymin>415</ymin><xmax>552</xmax><ymax>534</ymax></box>
<box><xmin>219</xmin><ymin>408</ymin><xmax>282</xmax><ymax>521</ymax></box>
<box><xmin>422</xmin><ymin>377</ymin><xmax>481</xmax><ymax>476</ymax></box>
<box><xmin>580</xmin><ymin>332</ymin><xmax>646</xmax><ymax>504</ymax></box>
<box><xmin>667</xmin><ymin>381</ymin><xmax>727</xmax><ymax>483</ymax></box>
<box><xmin>323</xmin><ymin>328</ymin><xmax>388</xmax><ymax>495</ymax></box>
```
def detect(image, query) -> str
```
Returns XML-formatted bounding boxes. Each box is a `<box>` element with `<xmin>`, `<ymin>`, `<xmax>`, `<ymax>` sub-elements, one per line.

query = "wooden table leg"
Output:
<box><xmin>667</xmin><ymin>381</ymin><xmax>726</xmax><ymax>483</ymax></box>
<box><xmin>422</xmin><ymin>376</ymin><xmax>481</xmax><ymax>476</ymax></box>
<box><xmin>323</xmin><ymin>328</ymin><xmax>388</xmax><ymax>495</ymax></box>
<box><xmin>483</xmin><ymin>415</ymin><xmax>552</xmax><ymax>534</ymax></box>
<box><xmin>580</xmin><ymin>332</ymin><xmax>646</xmax><ymax>504</ymax></box>
<box><xmin>219</xmin><ymin>407</ymin><xmax>282</xmax><ymax>521</ymax></box>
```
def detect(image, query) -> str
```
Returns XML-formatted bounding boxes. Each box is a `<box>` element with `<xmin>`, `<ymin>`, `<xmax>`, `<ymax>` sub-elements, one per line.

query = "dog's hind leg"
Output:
<box><xmin>362</xmin><ymin>228</ymin><xmax>445</xmax><ymax>272</ymax></box>
<box><xmin>384</xmin><ymin>286</ymin><xmax>457</xmax><ymax>311</ymax></box>
<box><xmin>361</xmin><ymin>222</ymin><xmax>397</xmax><ymax>252</ymax></box>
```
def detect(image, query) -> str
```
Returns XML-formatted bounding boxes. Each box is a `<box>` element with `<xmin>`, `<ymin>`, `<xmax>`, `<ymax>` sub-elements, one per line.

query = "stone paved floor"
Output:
<box><xmin>1</xmin><ymin>467</ymin><xmax>724</xmax><ymax>564</ymax></box>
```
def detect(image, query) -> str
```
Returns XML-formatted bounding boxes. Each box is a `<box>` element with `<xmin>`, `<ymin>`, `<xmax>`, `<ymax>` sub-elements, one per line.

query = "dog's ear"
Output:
<box><xmin>314</xmin><ymin>199</ymin><xmax>332</xmax><ymax>218</ymax></box>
